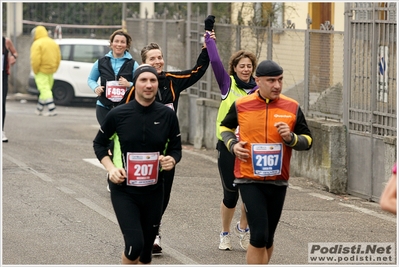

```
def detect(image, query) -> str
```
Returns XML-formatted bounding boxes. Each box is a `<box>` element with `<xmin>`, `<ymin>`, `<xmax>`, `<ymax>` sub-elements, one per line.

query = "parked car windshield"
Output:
<box><xmin>59</xmin><ymin>43</ymin><xmax>109</xmax><ymax>63</ymax></box>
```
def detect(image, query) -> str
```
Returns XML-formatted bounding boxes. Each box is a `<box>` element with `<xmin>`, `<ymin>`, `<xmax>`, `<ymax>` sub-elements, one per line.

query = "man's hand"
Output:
<box><xmin>275</xmin><ymin>122</ymin><xmax>292</xmax><ymax>143</ymax></box>
<box><xmin>233</xmin><ymin>141</ymin><xmax>250</xmax><ymax>162</ymax></box>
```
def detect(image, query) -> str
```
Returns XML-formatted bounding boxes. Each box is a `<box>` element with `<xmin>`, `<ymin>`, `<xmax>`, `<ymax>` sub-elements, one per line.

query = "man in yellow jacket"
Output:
<box><xmin>30</xmin><ymin>25</ymin><xmax>61</xmax><ymax>116</ymax></box>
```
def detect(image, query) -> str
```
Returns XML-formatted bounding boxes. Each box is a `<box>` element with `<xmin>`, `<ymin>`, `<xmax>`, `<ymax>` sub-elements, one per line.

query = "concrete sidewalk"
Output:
<box><xmin>6</xmin><ymin>93</ymin><xmax>37</xmax><ymax>102</ymax></box>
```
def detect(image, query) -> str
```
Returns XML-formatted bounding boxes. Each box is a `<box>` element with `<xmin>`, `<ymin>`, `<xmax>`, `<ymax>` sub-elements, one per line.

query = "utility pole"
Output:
<box><xmin>6</xmin><ymin>2</ymin><xmax>23</xmax><ymax>38</ymax></box>
<box><xmin>6</xmin><ymin>2</ymin><xmax>22</xmax><ymax>92</ymax></box>
<box><xmin>186</xmin><ymin>3</ymin><xmax>192</xmax><ymax>69</ymax></box>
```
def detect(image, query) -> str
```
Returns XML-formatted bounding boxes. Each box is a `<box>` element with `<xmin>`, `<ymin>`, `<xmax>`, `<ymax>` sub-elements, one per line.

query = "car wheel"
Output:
<box><xmin>52</xmin><ymin>81</ymin><xmax>74</xmax><ymax>106</ymax></box>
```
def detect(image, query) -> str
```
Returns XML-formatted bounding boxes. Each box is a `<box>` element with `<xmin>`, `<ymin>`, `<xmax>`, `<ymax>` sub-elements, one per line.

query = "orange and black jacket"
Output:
<box><xmin>220</xmin><ymin>90</ymin><xmax>313</xmax><ymax>181</ymax></box>
<box><xmin>119</xmin><ymin>47</ymin><xmax>210</xmax><ymax>112</ymax></box>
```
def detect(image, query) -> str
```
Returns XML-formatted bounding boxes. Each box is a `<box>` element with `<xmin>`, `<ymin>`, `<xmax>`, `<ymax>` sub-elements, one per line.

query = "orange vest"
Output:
<box><xmin>234</xmin><ymin>92</ymin><xmax>299</xmax><ymax>181</ymax></box>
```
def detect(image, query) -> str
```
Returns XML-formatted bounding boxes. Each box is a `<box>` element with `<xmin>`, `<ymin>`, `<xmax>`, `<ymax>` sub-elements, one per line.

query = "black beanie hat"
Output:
<box><xmin>256</xmin><ymin>60</ymin><xmax>283</xmax><ymax>77</ymax></box>
<box><xmin>132</xmin><ymin>64</ymin><xmax>158</xmax><ymax>85</ymax></box>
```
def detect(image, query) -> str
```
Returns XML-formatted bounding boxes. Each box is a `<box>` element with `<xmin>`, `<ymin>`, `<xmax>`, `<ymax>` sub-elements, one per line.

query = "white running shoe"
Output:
<box><xmin>152</xmin><ymin>235</ymin><xmax>162</xmax><ymax>254</ymax></box>
<box><xmin>35</xmin><ymin>109</ymin><xmax>43</xmax><ymax>116</ymax></box>
<box><xmin>219</xmin><ymin>232</ymin><xmax>233</xmax><ymax>250</ymax></box>
<box><xmin>106</xmin><ymin>173</ymin><xmax>111</xmax><ymax>192</ymax></box>
<box><xmin>2</xmin><ymin>131</ymin><xmax>8</xmax><ymax>142</ymax></box>
<box><xmin>44</xmin><ymin>110</ymin><xmax>57</xmax><ymax>117</ymax></box>
<box><xmin>234</xmin><ymin>222</ymin><xmax>250</xmax><ymax>250</ymax></box>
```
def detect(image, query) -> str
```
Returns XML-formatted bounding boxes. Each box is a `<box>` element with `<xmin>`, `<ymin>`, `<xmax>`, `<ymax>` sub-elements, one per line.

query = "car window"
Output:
<box><xmin>98</xmin><ymin>45</ymin><xmax>111</xmax><ymax>59</ymax></box>
<box><xmin>59</xmin><ymin>45</ymin><xmax>72</xmax><ymax>61</ymax></box>
<box><xmin>72</xmin><ymin>44</ymin><xmax>109</xmax><ymax>63</ymax></box>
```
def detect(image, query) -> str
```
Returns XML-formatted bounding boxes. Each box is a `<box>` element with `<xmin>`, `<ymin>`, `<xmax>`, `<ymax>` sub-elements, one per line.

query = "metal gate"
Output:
<box><xmin>344</xmin><ymin>2</ymin><xmax>397</xmax><ymax>201</ymax></box>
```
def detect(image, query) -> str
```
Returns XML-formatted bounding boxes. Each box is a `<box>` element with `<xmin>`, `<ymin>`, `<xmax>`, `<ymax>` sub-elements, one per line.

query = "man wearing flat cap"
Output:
<box><xmin>219</xmin><ymin>59</ymin><xmax>313</xmax><ymax>264</ymax></box>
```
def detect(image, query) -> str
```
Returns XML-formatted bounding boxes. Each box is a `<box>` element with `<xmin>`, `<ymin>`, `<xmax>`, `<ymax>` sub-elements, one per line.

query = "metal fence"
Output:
<box><xmin>126</xmin><ymin>17</ymin><xmax>348</xmax><ymax>120</ymax></box>
<box><xmin>7</xmin><ymin>2</ymin><xmax>397</xmax><ymax>141</ymax></box>
<box><xmin>344</xmin><ymin>2</ymin><xmax>397</xmax><ymax>200</ymax></box>
<box><xmin>346</xmin><ymin>2</ymin><xmax>397</xmax><ymax>138</ymax></box>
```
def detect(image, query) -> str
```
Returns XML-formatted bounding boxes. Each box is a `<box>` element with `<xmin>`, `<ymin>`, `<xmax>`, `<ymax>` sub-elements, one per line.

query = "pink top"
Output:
<box><xmin>392</xmin><ymin>163</ymin><xmax>397</xmax><ymax>174</ymax></box>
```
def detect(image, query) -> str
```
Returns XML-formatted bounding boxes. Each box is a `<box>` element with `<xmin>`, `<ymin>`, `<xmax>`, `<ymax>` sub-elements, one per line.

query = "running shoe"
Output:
<box><xmin>219</xmin><ymin>232</ymin><xmax>232</xmax><ymax>250</ymax></box>
<box><xmin>234</xmin><ymin>221</ymin><xmax>250</xmax><ymax>250</ymax></box>
<box><xmin>2</xmin><ymin>131</ymin><xmax>8</xmax><ymax>142</ymax></box>
<box><xmin>152</xmin><ymin>235</ymin><xmax>162</xmax><ymax>254</ymax></box>
<box><xmin>44</xmin><ymin>110</ymin><xmax>57</xmax><ymax>116</ymax></box>
<box><xmin>106</xmin><ymin>173</ymin><xmax>110</xmax><ymax>192</ymax></box>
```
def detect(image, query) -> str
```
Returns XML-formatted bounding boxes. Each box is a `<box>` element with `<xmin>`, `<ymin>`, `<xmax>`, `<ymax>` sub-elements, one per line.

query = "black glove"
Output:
<box><xmin>204</xmin><ymin>15</ymin><xmax>215</xmax><ymax>31</ymax></box>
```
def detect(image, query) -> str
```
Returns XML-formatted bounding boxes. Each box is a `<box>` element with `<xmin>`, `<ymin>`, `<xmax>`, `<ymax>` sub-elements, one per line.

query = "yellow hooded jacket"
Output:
<box><xmin>30</xmin><ymin>26</ymin><xmax>61</xmax><ymax>75</ymax></box>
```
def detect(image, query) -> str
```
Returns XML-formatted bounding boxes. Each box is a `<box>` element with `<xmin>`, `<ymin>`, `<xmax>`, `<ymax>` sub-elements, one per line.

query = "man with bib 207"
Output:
<box><xmin>93</xmin><ymin>64</ymin><xmax>182</xmax><ymax>264</ymax></box>
<box><xmin>219</xmin><ymin>60</ymin><xmax>313</xmax><ymax>264</ymax></box>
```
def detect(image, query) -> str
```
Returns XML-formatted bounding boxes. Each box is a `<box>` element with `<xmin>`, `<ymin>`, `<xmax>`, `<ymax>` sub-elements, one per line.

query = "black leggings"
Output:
<box><xmin>238</xmin><ymin>183</ymin><xmax>287</xmax><ymax>249</ymax></box>
<box><xmin>217</xmin><ymin>139</ymin><xmax>239</xmax><ymax>208</ymax></box>
<box><xmin>2</xmin><ymin>72</ymin><xmax>8</xmax><ymax>130</ymax></box>
<box><xmin>96</xmin><ymin>104</ymin><xmax>114</xmax><ymax>159</ymax></box>
<box><xmin>96</xmin><ymin>104</ymin><xmax>111</xmax><ymax>126</ymax></box>
<box><xmin>155</xmin><ymin>166</ymin><xmax>174</xmax><ymax>235</ymax></box>
<box><xmin>109</xmin><ymin>181</ymin><xmax>163</xmax><ymax>264</ymax></box>
<box><xmin>162</xmin><ymin>168</ymin><xmax>175</xmax><ymax>215</ymax></box>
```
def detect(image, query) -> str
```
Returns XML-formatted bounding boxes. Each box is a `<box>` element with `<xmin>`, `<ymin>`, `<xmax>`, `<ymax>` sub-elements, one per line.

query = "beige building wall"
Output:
<box><xmin>140</xmin><ymin>2</ymin><xmax>155</xmax><ymax>18</ymax></box>
<box><xmin>228</xmin><ymin>2</ymin><xmax>345</xmax><ymax>90</ymax></box>
<box><xmin>231</xmin><ymin>2</ymin><xmax>255</xmax><ymax>25</ymax></box>
<box><xmin>284</xmin><ymin>2</ymin><xmax>345</xmax><ymax>31</ymax></box>
<box><xmin>333</xmin><ymin>3</ymin><xmax>345</xmax><ymax>31</ymax></box>
<box><xmin>230</xmin><ymin>2</ymin><xmax>344</xmax><ymax>31</ymax></box>
<box><xmin>284</xmin><ymin>2</ymin><xmax>309</xmax><ymax>30</ymax></box>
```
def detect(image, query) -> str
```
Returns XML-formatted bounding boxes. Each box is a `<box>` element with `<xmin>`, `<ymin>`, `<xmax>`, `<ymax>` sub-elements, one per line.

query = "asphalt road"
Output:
<box><xmin>2</xmin><ymin>97</ymin><xmax>397</xmax><ymax>266</ymax></box>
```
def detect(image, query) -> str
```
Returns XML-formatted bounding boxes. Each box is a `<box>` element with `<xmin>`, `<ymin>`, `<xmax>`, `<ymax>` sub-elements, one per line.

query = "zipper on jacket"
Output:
<box><xmin>264</xmin><ymin>100</ymin><xmax>269</xmax><ymax>182</ymax></box>
<box><xmin>157</xmin><ymin>89</ymin><xmax>163</xmax><ymax>101</ymax></box>
<box><xmin>265</xmin><ymin>99</ymin><xmax>270</xmax><ymax>144</ymax></box>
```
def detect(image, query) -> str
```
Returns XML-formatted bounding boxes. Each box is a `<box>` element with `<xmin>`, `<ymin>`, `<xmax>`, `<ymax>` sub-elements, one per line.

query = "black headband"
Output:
<box><xmin>132</xmin><ymin>65</ymin><xmax>158</xmax><ymax>85</ymax></box>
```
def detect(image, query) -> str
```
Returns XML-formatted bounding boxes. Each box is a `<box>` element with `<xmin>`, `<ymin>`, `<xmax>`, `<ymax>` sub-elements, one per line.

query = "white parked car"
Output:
<box><xmin>28</xmin><ymin>38</ymin><xmax>110</xmax><ymax>105</ymax></box>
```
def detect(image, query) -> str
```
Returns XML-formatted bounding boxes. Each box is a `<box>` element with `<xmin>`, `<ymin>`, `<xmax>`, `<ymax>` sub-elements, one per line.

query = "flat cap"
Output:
<box><xmin>256</xmin><ymin>60</ymin><xmax>283</xmax><ymax>77</ymax></box>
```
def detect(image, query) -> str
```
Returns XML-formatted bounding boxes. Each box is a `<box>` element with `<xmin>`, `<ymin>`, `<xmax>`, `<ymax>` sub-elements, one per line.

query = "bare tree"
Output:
<box><xmin>232</xmin><ymin>2</ymin><xmax>296</xmax><ymax>59</ymax></box>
